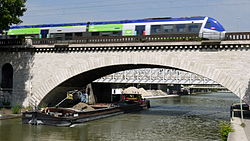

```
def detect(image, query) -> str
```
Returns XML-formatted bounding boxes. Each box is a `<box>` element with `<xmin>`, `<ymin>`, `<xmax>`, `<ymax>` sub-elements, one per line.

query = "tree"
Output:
<box><xmin>0</xmin><ymin>0</ymin><xmax>26</xmax><ymax>33</ymax></box>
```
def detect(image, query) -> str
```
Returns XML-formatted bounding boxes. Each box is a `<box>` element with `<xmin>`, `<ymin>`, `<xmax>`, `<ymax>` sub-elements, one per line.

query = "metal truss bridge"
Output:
<box><xmin>94</xmin><ymin>68</ymin><xmax>218</xmax><ymax>85</ymax></box>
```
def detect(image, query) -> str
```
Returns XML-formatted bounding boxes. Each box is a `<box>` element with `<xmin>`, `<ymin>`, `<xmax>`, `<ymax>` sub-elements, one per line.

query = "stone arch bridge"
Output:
<box><xmin>0</xmin><ymin>34</ymin><xmax>250</xmax><ymax>107</ymax></box>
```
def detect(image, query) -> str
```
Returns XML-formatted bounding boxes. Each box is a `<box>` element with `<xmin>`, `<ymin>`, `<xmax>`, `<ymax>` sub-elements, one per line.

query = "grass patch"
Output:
<box><xmin>219</xmin><ymin>121</ymin><xmax>234</xmax><ymax>141</ymax></box>
<box><xmin>11</xmin><ymin>105</ymin><xmax>22</xmax><ymax>114</ymax></box>
<box><xmin>38</xmin><ymin>103</ymin><xmax>47</xmax><ymax>110</ymax></box>
<box><xmin>241</xmin><ymin>123</ymin><xmax>246</xmax><ymax>128</ymax></box>
<box><xmin>23</xmin><ymin>106</ymin><xmax>33</xmax><ymax>111</ymax></box>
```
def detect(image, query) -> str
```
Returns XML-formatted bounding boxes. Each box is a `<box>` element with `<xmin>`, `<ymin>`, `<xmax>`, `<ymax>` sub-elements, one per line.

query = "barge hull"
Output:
<box><xmin>22</xmin><ymin>103</ymin><xmax>147</xmax><ymax>127</ymax></box>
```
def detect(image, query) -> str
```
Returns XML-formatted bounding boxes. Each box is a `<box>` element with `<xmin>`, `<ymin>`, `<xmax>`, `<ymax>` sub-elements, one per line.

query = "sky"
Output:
<box><xmin>20</xmin><ymin>0</ymin><xmax>250</xmax><ymax>32</ymax></box>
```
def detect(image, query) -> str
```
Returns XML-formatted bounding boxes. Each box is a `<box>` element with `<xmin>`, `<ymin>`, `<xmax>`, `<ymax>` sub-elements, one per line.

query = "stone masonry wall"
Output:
<box><xmin>1</xmin><ymin>45</ymin><xmax>250</xmax><ymax>107</ymax></box>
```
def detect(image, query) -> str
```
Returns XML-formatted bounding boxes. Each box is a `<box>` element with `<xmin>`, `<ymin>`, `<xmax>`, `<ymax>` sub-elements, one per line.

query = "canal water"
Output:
<box><xmin>0</xmin><ymin>92</ymin><xmax>239</xmax><ymax>141</ymax></box>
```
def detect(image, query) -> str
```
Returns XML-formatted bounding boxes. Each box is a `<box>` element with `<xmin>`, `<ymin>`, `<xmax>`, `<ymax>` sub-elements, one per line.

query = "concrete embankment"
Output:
<box><xmin>0</xmin><ymin>114</ymin><xmax>21</xmax><ymax>120</ymax></box>
<box><xmin>228</xmin><ymin>117</ymin><xmax>248</xmax><ymax>141</ymax></box>
<box><xmin>0</xmin><ymin>108</ymin><xmax>21</xmax><ymax>120</ymax></box>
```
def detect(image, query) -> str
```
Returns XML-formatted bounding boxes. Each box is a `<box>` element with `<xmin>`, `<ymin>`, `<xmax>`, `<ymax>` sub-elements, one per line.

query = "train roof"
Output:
<box><xmin>10</xmin><ymin>22</ymin><xmax>87</xmax><ymax>29</ymax></box>
<box><xmin>10</xmin><ymin>16</ymin><xmax>207</xmax><ymax>29</ymax></box>
<box><xmin>89</xmin><ymin>16</ymin><xmax>206</xmax><ymax>25</ymax></box>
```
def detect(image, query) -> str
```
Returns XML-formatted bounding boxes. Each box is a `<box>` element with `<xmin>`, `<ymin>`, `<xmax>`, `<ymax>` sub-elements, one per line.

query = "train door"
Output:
<box><xmin>135</xmin><ymin>25</ymin><xmax>145</xmax><ymax>36</ymax></box>
<box><xmin>40</xmin><ymin>29</ymin><xmax>49</xmax><ymax>38</ymax></box>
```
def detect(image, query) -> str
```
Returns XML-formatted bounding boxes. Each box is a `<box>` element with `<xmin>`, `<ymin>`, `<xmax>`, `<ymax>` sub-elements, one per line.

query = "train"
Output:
<box><xmin>0</xmin><ymin>16</ymin><xmax>226</xmax><ymax>40</ymax></box>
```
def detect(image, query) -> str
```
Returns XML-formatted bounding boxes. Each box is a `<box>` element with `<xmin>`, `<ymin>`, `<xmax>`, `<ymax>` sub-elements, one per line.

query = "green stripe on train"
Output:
<box><xmin>89</xmin><ymin>24</ymin><xmax>123</xmax><ymax>32</ymax></box>
<box><xmin>7</xmin><ymin>25</ymin><xmax>87</xmax><ymax>35</ymax></box>
<box><xmin>7</xmin><ymin>28</ymin><xmax>41</xmax><ymax>35</ymax></box>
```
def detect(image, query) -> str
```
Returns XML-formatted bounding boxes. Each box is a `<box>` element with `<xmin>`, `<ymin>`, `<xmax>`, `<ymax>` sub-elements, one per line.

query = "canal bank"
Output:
<box><xmin>0</xmin><ymin>108</ymin><xmax>21</xmax><ymax>120</ymax></box>
<box><xmin>0</xmin><ymin>114</ymin><xmax>21</xmax><ymax>120</ymax></box>
<box><xmin>244</xmin><ymin>119</ymin><xmax>250</xmax><ymax>140</ymax></box>
<box><xmin>0</xmin><ymin>92</ymin><xmax>239</xmax><ymax>140</ymax></box>
<box><xmin>228</xmin><ymin>117</ymin><xmax>249</xmax><ymax>141</ymax></box>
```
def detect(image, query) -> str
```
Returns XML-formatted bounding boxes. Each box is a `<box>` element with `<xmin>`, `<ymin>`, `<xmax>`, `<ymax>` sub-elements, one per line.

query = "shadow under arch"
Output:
<box><xmin>38</xmin><ymin>63</ymin><xmax>232</xmax><ymax>106</ymax></box>
<box><xmin>38</xmin><ymin>64</ymin><xmax>186</xmax><ymax>106</ymax></box>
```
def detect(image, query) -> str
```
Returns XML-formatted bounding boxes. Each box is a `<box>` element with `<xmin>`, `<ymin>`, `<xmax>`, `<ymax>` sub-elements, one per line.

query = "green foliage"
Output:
<box><xmin>38</xmin><ymin>103</ymin><xmax>48</xmax><ymax>109</ymax></box>
<box><xmin>24</xmin><ymin>105</ymin><xmax>33</xmax><ymax>111</ymax></box>
<box><xmin>0</xmin><ymin>0</ymin><xmax>26</xmax><ymax>33</ymax></box>
<box><xmin>241</xmin><ymin>123</ymin><xmax>246</xmax><ymax>128</ymax></box>
<box><xmin>11</xmin><ymin>105</ymin><xmax>21</xmax><ymax>114</ymax></box>
<box><xmin>219</xmin><ymin>121</ymin><xmax>234</xmax><ymax>141</ymax></box>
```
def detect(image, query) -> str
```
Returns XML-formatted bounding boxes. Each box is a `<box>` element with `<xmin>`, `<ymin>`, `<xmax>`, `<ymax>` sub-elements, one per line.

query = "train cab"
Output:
<box><xmin>201</xmin><ymin>17</ymin><xmax>226</xmax><ymax>40</ymax></box>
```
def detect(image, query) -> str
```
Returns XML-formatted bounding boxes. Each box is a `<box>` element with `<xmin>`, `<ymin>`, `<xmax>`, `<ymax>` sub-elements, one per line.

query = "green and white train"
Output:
<box><xmin>1</xmin><ymin>16</ymin><xmax>226</xmax><ymax>40</ymax></box>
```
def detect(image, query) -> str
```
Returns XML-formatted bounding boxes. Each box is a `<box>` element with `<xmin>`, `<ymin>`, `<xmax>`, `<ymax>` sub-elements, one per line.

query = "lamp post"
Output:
<box><xmin>239</xmin><ymin>88</ymin><xmax>244</xmax><ymax>123</ymax></box>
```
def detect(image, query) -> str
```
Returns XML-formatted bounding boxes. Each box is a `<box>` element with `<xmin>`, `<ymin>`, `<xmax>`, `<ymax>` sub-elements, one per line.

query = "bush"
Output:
<box><xmin>11</xmin><ymin>105</ymin><xmax>22</xmax><ymax>114</ymax></box>
<box><xmin>38</xmin><ymin>103</ymin><xmax>47</xmax><ymax>110</ymax></box>
<box><xmin>24</xmin><ymin>106</ymin><xmax>33</xmax><ymax>111</ymax></box>
<box><xmin>219</xmin><ymin>121</ymin><xmax>234</xmax><ymax>141</ymax></box>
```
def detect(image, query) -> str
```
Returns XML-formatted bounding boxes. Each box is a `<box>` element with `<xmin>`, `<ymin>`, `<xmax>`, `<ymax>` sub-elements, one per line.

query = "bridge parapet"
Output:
<box><xmin>225</xmin><ymin>32</ymin><xmax>250</xmax><ymax>40</ymax></box>
<box><xmin>29</xmin><ymin>32</ymin><xmax>250</xmax><ymax>45</ymax></box>
<box><xmin>1</xmin><ymin>33</ymin><xmax>250</xmax><ymax>48</ymax></box>
<box><xmin>32</xmin><ymin>34</ymin><xmax>201</xmax><ymax>45</ymax></box>
<box><xmin>0</xmin><ymin>39</ymin><xmax>23</xmax><ymax>46</ymax></box>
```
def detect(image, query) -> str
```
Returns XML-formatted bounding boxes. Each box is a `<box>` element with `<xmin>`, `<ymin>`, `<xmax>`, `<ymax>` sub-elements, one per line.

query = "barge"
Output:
<box><xmin>22</xmin><ymin>93</ymin><xmax>150</xmax><ymax>127</ymax></box>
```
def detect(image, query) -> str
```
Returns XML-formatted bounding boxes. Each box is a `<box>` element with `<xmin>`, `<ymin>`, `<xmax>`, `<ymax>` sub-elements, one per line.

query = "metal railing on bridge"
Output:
<box><xmin>1</xmin><ymin>32</ymin><xmax>250</xmax><ymax>46</ymax></box>
<box><xmin>0</xmin><ymin>39</ymin><xmax>23</xmax><ymax>46</ymax></box>
<box><xmin>225</xmin><ymin>32</ymin><xmax>250</xmax><ymax>40</ymax></box>
<box><xmin>31</xmin><ymin>34</ymin><xmax>200</xmax><ymax>45</ymax></box>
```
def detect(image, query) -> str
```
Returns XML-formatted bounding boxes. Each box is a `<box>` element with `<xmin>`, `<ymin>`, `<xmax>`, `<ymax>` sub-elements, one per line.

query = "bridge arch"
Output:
<box><xmin>29</xmin><ymin>52</ymin><xmax>245</xmax><ymax>106</ymax></box>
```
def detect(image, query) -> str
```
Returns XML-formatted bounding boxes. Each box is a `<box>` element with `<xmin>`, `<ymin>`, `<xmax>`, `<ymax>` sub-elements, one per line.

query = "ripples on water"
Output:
<box><xmin>0</xmin><ymin>92</ymin><xmax>239</xmax><ymax>141</ymax></box>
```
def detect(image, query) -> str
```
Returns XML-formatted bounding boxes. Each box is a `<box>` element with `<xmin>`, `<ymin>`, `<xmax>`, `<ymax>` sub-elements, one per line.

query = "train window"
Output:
<box><xmin>53</xmin><ymin>33</ymin><xmax>64</xmax><ymax>40</ymax></box>
<box><xmin>188</xmin><ymin>24</ymin><xmax>199</xmax><ymax>32</ymax></box>
<box><xmin>205</xmin><ymin>22</ymin><xmax>211</xmax><ymax>28</ymax></box>
<box><xmin>50</xmin><ymin>34</ymin><xmax>54</xmax><ymax>38</ymax></box>
<box><xmin>75</xmin><ymin>32</ymin><xmax>83</xmax><ymax>37</ymax></box>
<box><xmin>101</xmin><ymin>32</ymin><xmax>112</xmax><ymax>36</ymax></box>
<box><xmin>17</xmin><ymin>35</ymin><xmax>26</xmax><ymax>39</ymax></box>
<box><xmin>30</xmin><ymin>35</ymin><xmax>39</xmax><ymax>39</ymax></box>
<box><xmin>176</xmin><ymin>24</ymin><xmax>186</xmax><ymax>32</ymax></box>
<box><xmin>9</xmin><ymin>35</ymin><xmax>17</xmax><ymax>39</ymax></box>
<box><xmin>91</xmin><ymin>32</ymin><xmax>100</xmax><ymax>36</ymax></box>
<box><xmin>163</xmin><ymin>25</ymin><xmax>174</xmax><ymax>33</ymax></box>
<box><xmin>151</xmin><ymin>25</ymin><xmax>161</xmax><ymax>34</ymax></box>
<box><xmin>99</xmin><ymin>31</ymin><xmax>122</xmax><ymax>36</ymax></box>
<box><xmin>113</xmin><ymin>31</ymin><xmax>122</xmax><ymax>36</ymax></box>
<box><xmin>65</xmin><ymin>33</ymin><xmax>73</xmax><ymax>40</ymax></box>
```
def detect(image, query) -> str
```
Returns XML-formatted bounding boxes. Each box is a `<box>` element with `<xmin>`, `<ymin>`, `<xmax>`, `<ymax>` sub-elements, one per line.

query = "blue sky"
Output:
<box><xmin>21</xmin><ymin>0</ymin><xmax>250</xmax><ymax>32</ymax></box>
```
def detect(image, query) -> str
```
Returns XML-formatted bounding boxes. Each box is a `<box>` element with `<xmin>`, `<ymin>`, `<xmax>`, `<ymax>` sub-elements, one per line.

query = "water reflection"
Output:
<box><xmin>0</xmin><ymin>92</ymin><xmax>239</xmax><ymax>141</ymax></box>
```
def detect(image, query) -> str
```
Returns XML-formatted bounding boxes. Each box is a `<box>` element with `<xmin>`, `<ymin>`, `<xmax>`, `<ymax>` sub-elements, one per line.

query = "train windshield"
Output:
<box><xmin>205</xmin><ymin>17</ymin><xmax>225</xmax><ymax>32</ymax></box>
